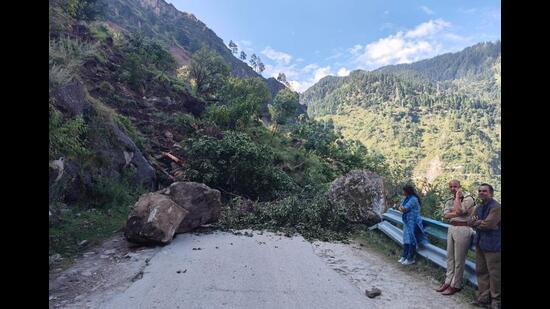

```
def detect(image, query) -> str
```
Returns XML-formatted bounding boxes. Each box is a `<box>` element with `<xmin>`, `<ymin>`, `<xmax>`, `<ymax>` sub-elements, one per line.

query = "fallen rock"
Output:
<box><xmin>124</xmin><ymin>193</ymin><xmax>189</xmax><ymax>244</ymax></box>
<box><xmin>49</xmin><ymin>254</ymin><xmax>63</xmax><ymax>264</ymax></box>
<box><xmin>328</xmin><ymin>169</ymin><xmax>386</xmax><ymax>226</ymax></box>
<box><xmin>50</xmin><ymin>80</ymin><xmax>88</xmax><ymax>117</ymax></box>
<box><xmin>163</xmin><ymin>182</ymin><xmax>221</xmax><ymax>233</ymax></box>
<box><xmin>365</xmin><ymin>287</ymin><xmax>382</xmax><ymax>298</ymax></box>
<box><xmin>237</xmin><ymin>198</ymin><xmax>256</xmax><ymax>215</ymax></box>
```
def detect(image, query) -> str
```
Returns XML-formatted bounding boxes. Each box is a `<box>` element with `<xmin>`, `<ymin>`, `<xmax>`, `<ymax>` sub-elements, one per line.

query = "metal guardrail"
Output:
<box><xmin>371</xmin><ymin>209</ymin><xmax>478</xmax><ymax>286</ymax></box>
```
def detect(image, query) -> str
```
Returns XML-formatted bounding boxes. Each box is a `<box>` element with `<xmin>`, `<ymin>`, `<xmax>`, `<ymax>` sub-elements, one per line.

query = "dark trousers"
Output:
<box><xmin>401</xmin><ymin>244</ymin><xmax>416</xmax><ymax>260</ymax></box>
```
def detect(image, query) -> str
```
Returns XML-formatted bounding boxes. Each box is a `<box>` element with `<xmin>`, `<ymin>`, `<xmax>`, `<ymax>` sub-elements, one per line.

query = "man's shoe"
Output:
<box><xmin>441</xmin><ymin>286</ymin><xmax>461</xmax><ymax>295</ymax></box>
<box><xmin>470</xmin><ymin>300</ymin><xmax>490</xmax><ymax>308</ymax></box>
<box><xmin>398</xmin><ymin>257</ymin><xmax>405</xmax><ymax>263</ymax></box>
<box><xmin>401</xmin><ymin>259</ymin><xmax>415</xmax><ymax>265</ymax></box>
<box><xmin>435</xmin><ymin>283</ymin><xmax>450</xmax><ymax>292</ymax></box>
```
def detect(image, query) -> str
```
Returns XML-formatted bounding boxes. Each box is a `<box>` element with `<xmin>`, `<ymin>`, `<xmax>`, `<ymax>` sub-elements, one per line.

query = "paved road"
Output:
<box><xmin>49</xmin><ymin>230</ymin><xmax>473</xmax><ymax>309</ymax></box>
<box><xmin>97</xmin><ymin>231</ymin><xmax>372</xmax><ymax>309</ymax></box>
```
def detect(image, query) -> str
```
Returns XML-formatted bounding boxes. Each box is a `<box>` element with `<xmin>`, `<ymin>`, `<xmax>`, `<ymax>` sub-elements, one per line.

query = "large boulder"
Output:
<box><xmin>328</xmin><ymin>170</ymin><xmax>386</xmax><ymax>226</ymax></box>
<box><xmin>50</xmin><ymin>80</ymin><xmax>89</xmax><ymax>117</ymax></box>
<box><xmin>124</xmin><ymin>193</ymin><xmax>189</xmax><ymax>244</ymax></box>
<box><xmin>124</xmin><ymin>182</ymin><xmax>222</xmax><ymax>244</ymax></box>
<box><xmin>163</xmin><ymin>182</ymin><xmax>222</xmax><ymax>233</ymax></box>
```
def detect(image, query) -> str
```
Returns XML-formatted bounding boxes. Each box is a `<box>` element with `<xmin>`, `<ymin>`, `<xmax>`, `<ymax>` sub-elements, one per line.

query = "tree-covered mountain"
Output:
<box><xmin>375</xmin><ymin>41</ymin><xmax>501</xmax><ymax>83</ymax></box>
<box><xmin>302</xmin><ymin>42</ymin><xmax>501</xmax><ymax>195</ymax></box>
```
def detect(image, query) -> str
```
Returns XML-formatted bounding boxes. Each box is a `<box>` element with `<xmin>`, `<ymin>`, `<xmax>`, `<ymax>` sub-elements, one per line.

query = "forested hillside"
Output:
<box><xmin>302</xmin><ymin>42</ymin><xmax>501</xmax><ymax>197</ymax></box>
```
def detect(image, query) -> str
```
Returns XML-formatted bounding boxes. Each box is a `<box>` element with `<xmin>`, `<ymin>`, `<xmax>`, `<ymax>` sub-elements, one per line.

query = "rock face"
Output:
<box><xmin>124</xmin><ymin>182</ymin><xmax>221</xmax><ymax>244</ymax></box>
<box><xmin>125</xmin><ymin>193</ymin><xmax>188</xmax><ymax>244</ymax></box>
<box><xmin>328</xmin><ymin>170</ymin><xmax>386</xmax><ymax>226</ymax></box>
<box><xmin>51</xmin><ymin>80</ymin><xmax>89</xmax><ymax>117</ymax></box>
<box><xmin>163</xmin><ymin>182</ymin><xmax>222</xmax><ymax>233</ymax></box>
<box><xmin>110</xmin><ymin>122</ymin><xmax>157</xmax><ymax>191</ymax></box>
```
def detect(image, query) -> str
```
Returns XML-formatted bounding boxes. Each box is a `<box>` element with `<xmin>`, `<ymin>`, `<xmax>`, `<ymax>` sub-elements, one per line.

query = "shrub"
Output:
<box><xmin>183</xmin><ymin>132</ymin><xmax>296</xmax><ymax>200</ymax></box>
<box><xmin>49</xmin><ymin>102</ymin><xmax>88</xmax><ymax>160</ymax></box>
<box><xmin>216</xmin><ymin>186</ymin><xmax>352</xmax><ymax>241</ymax></box>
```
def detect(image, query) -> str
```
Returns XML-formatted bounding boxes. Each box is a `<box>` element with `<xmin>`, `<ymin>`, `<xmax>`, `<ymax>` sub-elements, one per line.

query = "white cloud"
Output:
<box><xmin>326</xmin><ymin>52</ymin><xmax>344</xmax><ymax>60</ymax></box>
<box><xmin>358</xmin><ymin>35</ymin><xmax>435</xmax><ymax>67</ymax></box>
<box><xmin>337</xmin><ymin>67</ymin><xmax>350</xmax><ymax>77</ymax></box>
<box><xmin>261</xmin><ymin>61</ymin><xmax>332</xmax><ymax>93</ymax></box>
<box><xmin>288</xmin><ymin>80</ymin><xmax>308</xmax><ymax>93</ymax></box>
<box><xmin>350</xmin><ymin>19</ymin><xmax>461</xmax><ymax>70</ymax></box>
<box><xmin>285</xmin><ymin>66</ymin><xmax>332</xmax><ymax>93</ymax></box>
<box><xmin>420</xmin><ymin>6</ymin><xmax>435</xmax><ymax>15</ymax></box>
<box><xmin>348</xmin><ymin>44</ymin><xmax>363</xmax><ymax>55</ymax></box>
<box><xmin>302</xmin><ymin>63</ymin><xmax>319</xmax><ymax>73</ymax></box>
<box><xmin>261</xmin><ymin>46</ymin><xmax>293</xmax><ymax>65</ymax></box>
<box><xmin>405</xmin><ymin>19</ymin><xmax>451</xmax><ymax>39</ymax></box>
<box><xmin>313</xmin><ymin>66</ymin><xmax>331</xmax><ymax>82</ymax></box>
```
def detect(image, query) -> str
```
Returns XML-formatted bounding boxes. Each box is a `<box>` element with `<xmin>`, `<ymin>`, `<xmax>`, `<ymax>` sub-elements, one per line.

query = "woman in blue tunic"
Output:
<box><xmin>398</xmin><ymin>184</ymin><xmax>428</xmax><ymax>265</ymax></box>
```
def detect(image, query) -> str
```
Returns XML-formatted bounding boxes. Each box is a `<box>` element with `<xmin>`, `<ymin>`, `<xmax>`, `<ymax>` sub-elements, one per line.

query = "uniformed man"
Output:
<box><xmin>469</xmin><ymin>183</ymin><xmax>501</xmax><ymax>309</ymax></box>
<box><xmin>435</xmin><ymin>180</ymin><xmax>476</xmax><ymax>296</ymax></box>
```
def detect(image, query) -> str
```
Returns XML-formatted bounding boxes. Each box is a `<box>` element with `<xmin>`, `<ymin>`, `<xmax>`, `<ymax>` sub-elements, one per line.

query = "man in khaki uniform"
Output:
<box><xmin>435</xmin><ymin>180</ymin><xmax>475</xmax><ymax>295</ymax></box>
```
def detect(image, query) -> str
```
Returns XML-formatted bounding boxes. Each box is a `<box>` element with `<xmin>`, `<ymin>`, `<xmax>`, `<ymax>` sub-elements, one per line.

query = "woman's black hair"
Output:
<box><xmin>403</xmin><ymin>184</ymin><xmax>422</xmax><ymax>205</ymax></box>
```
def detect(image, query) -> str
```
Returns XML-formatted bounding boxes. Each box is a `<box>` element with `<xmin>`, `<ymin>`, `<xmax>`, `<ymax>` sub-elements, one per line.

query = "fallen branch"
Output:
<box><xmin>161</xmin><ymin>152</ymin><xmax>185</xmax><ymax>165</ymax></box>
<box><xmin>151</xmin><ymin>161</ymin><xmax>176</xmax><ymax>181</ymax></box>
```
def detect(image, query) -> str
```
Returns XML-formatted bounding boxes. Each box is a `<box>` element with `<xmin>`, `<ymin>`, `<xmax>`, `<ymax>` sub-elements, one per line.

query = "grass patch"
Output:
<box><xmin>49</xmin><ymin>172</ymin><xmax>145</xmax><ymax>267</ymax></box>
<box><xmin>49</xmin><ymin>203</ymin><xmax>129</xmax><ymax>261</ymax></box>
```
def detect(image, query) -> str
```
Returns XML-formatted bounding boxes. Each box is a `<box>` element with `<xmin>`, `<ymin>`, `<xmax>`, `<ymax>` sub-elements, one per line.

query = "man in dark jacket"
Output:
<box><xmin>469</xmin><ymin>183</ymin><xmax>501</xmax><ymax>309</ymax></box>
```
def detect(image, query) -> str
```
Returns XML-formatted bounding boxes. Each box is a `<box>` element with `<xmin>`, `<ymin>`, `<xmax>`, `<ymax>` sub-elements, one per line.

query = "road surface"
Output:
<box><xmin>49</xmin><ymin>230</ymin><xmax>473</xmax><ymax>308</ymax></box>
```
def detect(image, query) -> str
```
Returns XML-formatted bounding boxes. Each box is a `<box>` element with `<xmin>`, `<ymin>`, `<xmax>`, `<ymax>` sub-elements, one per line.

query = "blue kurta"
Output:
<box><xmin>401</xmin><ymin>195</ymin><xmax>428</xmax><ymax>246</ymax></box>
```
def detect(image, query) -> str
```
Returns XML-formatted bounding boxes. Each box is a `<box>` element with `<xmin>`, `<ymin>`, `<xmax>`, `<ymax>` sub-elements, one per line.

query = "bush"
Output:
<box><xmin>49</xmin><ymin>64</ymin><xmax>73</xmax><ymax>87</ymax></box>
<box><xmin>49</xmin><ymin>36</ymin><xmax>98</xmax><ymax>69</ymax></box>
<box><xmin>86</xmin><ymin>168</ymin><xmax>145</xmax><ymax>210</ymax></box>
<box><xmin>216</xmin><ymin>186</ymin><xmax>352</xmax><ymax>241</ymax></box>
<box><xmin>63</xmin><ymin>0</ymin><xmax>105</xmax><ymax>21</ymax></box>
<box><xmin>49</xmin><ymin>102</ymin><xmax>88</xmax><ymax>160</ymax></box>
<box><xmin>118</xmin><ymin>34</ymin><xmax>177</xmax><ymax>92</ymax></box>
<box><xmin>183</xmin><ymin>132</ymin><xmax>296</xmax><ymax>200</ymax></box>
<box><xmin>49</xmin><ymin>36</ymin><xmax>98</xmax><ymax>86</ymax></box>
<box><xmin>207</xmin><ymin>77</ymin><xmax>269</xmax><ymax>130</ymax></box>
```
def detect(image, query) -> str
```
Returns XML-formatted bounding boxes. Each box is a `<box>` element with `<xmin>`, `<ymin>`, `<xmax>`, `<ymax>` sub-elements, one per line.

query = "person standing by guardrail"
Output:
<box><xmin>469</xmin><ymin>183</ymin><xmax>501</xmax><ymax>309</ymax></box>
<box><xmin>436</xmin><ymin>180</ymin><xmax>476</xmax><ymax>296</ymax></box>
<box><xmin>398</xmin><ymin>184</ymin><xmax>428</xmax><ymax>265</ymax></box>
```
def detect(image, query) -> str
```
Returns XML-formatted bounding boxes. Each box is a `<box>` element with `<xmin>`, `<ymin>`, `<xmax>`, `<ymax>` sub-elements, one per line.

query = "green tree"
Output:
<box><xmin>208</xmin><ymin>77</ymin><xmax>270</xmax><ymax>129</ymax></box>
<box><xmin>269</xmin><ymin>88</ymin><xmax>298</xmax><ymax>133</ymax></box>
<box><xmin>178</xmin><ymin>46</ymin><xmax>230</xmax><ymax>101</ymax></box>
<box><xmin>249</xmin><ymin>53</ymin><xmax>258</xmax><ymax>71</ymax></box>
<box><xmin>277</xmin><ymin>72</ymin><xmax>289</xmax><ymax>86</ymax></box>
<box><xmin>228</xmin><ymin>40</ymin><xmax>238</xmax><ymax>54</ymax></box>
<box><xmin>240</xmin><ymin>51</ymin><xmax>247</xmax><ymax>61</ymax></box>
<box><xmin>257</xmin><ymin>60</ymin><xmax>265</xmax><ymax>73</ymax></box>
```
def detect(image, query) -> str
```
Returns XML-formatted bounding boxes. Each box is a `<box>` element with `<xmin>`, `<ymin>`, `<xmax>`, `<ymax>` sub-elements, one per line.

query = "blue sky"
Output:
<box><xmin>167</xmin><ymin>0</ymin><xmax>501</xmax><ymax>92</ymax></box>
